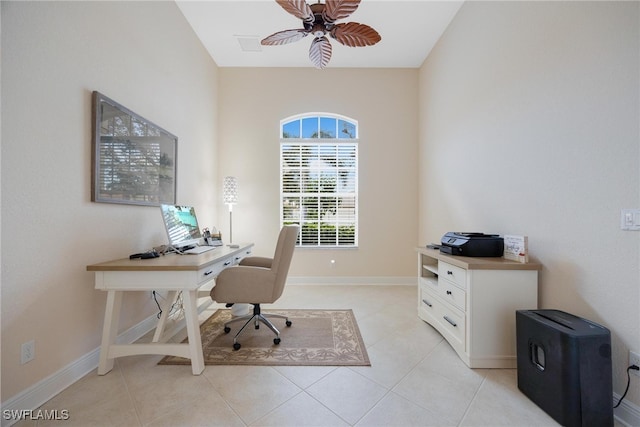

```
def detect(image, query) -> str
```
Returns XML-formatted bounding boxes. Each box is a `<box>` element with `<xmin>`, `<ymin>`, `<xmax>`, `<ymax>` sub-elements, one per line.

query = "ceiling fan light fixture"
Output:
<box><xmin>311</xmin><ymin>23</ymin><xmax>326</xmax><ymax>38</ymax></box>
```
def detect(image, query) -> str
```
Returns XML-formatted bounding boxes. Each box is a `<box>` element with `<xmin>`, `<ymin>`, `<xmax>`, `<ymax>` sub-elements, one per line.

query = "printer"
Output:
<box><xmin>440</xmin><ymin>232</ymin><xmax>504</xmax><ymax>257</ymax></box>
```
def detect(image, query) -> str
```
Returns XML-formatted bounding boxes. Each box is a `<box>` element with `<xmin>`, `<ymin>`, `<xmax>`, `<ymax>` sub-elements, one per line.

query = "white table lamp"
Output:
<box><xmin>223</xmin><ymin>176</ymin><xmax>238</xmax><ymax>245</ymax></box>
<box><xmin>223</xmin><ymin>176</ymin><xmax>248</xmax><ymax>316</ymax></box>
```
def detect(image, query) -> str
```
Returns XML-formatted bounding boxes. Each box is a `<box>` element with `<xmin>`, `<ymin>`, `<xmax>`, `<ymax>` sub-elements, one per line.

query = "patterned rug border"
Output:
<box><xmin>159</xmin><ymin>309</ymin><xmax>371</xmax><ymax>367</ymax></box>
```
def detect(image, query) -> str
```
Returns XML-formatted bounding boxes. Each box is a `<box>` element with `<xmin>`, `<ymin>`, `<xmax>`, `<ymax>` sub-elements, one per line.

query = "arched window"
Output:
<box><xmin>280</xmin><ymin>113</ymin><xmax>358</xmax><ymax>247</ymax></box>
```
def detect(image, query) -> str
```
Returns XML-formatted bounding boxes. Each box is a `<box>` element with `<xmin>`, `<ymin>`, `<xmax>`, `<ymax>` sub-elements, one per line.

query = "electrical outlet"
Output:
<box><xmin>630</xmin><ymin>351</ymin><xmax>640</xmax><ymax>376</ymax></box>
<box><xmin>21</xmin><ymin>340</ymin><xmax>35</xmax><ymax>364</ymax></box>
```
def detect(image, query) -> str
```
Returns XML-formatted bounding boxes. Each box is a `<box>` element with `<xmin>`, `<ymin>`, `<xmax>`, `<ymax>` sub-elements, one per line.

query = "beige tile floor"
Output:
<box><xmin>22</xmin><ymin>285</ymin><xmax>573</xmax><ymax>426</ymax></box>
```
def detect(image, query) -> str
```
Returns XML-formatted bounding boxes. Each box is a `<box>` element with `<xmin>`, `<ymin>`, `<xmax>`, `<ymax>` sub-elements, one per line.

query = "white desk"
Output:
<box><xmin>87</xmin><ymin>244</ymin><xmax>253</xmax><ymax>375</ymax></box>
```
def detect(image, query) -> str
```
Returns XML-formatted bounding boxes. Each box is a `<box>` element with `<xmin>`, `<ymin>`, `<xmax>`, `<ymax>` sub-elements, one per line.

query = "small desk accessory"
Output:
<box><xmin>203</xmin><ymin>228</ymin><xmax>223</xmax><ymax>247</ymax></box>
<box><xmin>503</xmin><ymin>235</ymin><xmax>528</xmax><ymax>263</ymax></box>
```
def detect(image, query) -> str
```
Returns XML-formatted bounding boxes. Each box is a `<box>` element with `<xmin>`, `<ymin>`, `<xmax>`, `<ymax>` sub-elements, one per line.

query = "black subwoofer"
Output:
<box><xmin>516</xmin><ymin>309</ymin><xmax>613</xmax><ymax>427</ymax></box>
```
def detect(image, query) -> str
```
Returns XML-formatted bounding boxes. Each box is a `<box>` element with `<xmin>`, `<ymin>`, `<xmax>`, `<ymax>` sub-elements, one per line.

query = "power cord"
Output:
<box><xmin>152</xmin><ymin>291</ymin><xmax>163</xmax><ymax>319</ymax></box>
<box><xmin>613</xmin><ymin>364</ymin><xmax>639</xmax><ymax>409</ymax></box>
<box><xmin>152</xmin><ymin>290</ymin><xmax>184</xmax><ymax>319</ymax></box>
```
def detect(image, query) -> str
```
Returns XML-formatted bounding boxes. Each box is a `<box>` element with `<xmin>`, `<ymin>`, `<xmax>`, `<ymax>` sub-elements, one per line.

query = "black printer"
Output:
<box><xmin>440</xmin><ymin>232</ymin><xmax>504</xmax><ymax>257</ymax></box>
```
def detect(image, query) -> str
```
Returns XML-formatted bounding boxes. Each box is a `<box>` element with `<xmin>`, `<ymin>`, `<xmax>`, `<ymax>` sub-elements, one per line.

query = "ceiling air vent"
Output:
<box><xmin>235</xmin><ymin>36</ymin><xmax>262</xmax><ymax>52</ymax></box>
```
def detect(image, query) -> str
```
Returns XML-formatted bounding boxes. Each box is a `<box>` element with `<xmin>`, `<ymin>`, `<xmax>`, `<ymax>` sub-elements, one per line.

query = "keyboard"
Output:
<box><xmin>183</xmin><ymin>245</ymin><xmax>216</xmax><ymax>255</ymax></box>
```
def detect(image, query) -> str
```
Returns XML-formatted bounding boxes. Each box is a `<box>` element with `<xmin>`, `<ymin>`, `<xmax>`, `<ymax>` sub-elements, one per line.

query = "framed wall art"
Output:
<box><xmin>91</xmin><ymin>91</ymin><xmax>177</xmax><ymax>206</ymax></box>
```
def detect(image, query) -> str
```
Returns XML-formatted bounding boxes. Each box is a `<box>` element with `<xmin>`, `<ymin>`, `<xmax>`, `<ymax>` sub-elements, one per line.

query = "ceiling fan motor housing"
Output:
<box><xmin>308</xmin><ymin>3</ymin><xmax>334</xmax><ymax>37</ymax></box>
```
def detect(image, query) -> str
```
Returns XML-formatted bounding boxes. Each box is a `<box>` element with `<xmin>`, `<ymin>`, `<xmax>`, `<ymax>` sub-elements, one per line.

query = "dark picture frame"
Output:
<box><xmin>91</xmin><ymin>91</ymin><xmax>177</xmax><ymax>206</ymax></box>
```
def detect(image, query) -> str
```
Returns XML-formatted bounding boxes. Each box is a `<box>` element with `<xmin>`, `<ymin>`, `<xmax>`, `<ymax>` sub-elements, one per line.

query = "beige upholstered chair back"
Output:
<box><xmin>210</xmin><ymin>225</ymin><xmax>300</xmax><ymax>305</ymax></box>
<box><xmin>269</xmin><ymin>225</ymin><xmax>299</xmax><ymax>301</ymax></box>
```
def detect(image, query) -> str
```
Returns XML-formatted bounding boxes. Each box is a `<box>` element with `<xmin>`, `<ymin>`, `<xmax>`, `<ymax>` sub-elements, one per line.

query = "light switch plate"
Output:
<box><xmin>620</xmin><ymin>209</ymin><xmax>640</xmax><ymax>230</ymax></box>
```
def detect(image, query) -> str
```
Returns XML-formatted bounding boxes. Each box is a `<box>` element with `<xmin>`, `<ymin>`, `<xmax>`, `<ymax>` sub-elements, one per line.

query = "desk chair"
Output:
<box><xmin>210</xmin><ymin>225</ymin><xmax>299</xmax><ymax>350</ymax></box>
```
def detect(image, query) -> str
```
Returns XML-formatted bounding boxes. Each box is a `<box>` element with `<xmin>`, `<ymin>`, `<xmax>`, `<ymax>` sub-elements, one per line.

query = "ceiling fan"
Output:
<box><xmin>261</xmin><ymin>0</ymin><xmax>382</xmax><ymax>69</ymax></box>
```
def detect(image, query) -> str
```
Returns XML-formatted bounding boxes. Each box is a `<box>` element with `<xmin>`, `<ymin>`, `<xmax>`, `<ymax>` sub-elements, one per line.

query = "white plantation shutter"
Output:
<box><xmin>280</xmin><ymin>114</ymin><xmax>358</xmax><ymax>247</ymax></box>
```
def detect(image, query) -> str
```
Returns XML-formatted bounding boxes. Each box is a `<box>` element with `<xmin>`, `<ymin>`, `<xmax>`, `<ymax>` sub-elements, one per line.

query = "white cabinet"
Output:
<box><xmin>417</xmin><ymin>247</ymin><xmax>540</xmax><ymax>368</ymax></box>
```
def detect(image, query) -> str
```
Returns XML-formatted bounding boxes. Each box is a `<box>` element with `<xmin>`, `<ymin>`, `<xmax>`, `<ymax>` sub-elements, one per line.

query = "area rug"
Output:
<box><xmin>159</xmin><ymin>309</ymin><xmax>370</xmax><ymax>366</ymax></box>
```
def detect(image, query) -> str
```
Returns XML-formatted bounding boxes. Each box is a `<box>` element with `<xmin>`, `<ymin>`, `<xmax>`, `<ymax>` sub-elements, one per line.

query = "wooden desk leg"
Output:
<box><xmin>152</xmin><ymin>291</ymin><xmax>178</xmax><ymax>343</ymax></box>
<box><xmin>98</xmin><ymin>290</ymin><xmax>123</xmax><ymax>375</ymax></box>
<box><xmin>183</xmin><ymin>290</ymin><xmax>205</xmax><ymax>375</ymax></box>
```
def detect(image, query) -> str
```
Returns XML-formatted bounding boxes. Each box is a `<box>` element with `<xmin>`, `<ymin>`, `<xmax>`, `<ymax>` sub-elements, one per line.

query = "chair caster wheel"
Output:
<box><xmin>233</xmin><ymin>342</ymin><xmax>241</xmax><ymax>350</ymax></box>
<box><xmin>255</xmin><ymin>325</ymin><xmax>260</xmax><ymax>330</ymax></box>
<box><xmin>274</xmin><ymin>338</ymin><xmax>281</xmax><ymax>345</ymax></box>
<box><xmin>285</xmin><ymin>320</ymin><xmax>292</xmax><ymax>327</ymax></box>
<box><xmin>224</xmin><ymin>326</ymin><xmax>231</xmax><ymax>334</ymax></box>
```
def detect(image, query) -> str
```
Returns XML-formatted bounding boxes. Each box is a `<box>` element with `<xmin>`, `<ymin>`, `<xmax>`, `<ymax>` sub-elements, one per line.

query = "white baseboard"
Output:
<box><xmin>288</xmin><ymin>276</ymin><xmax>416</xmax><ymax>285</ymax></box>
<box><xmin>614</xmin><ymin>392</ymin><xmax>640</xmax><ymax>427</ymax></box>
<box><xmin>0</xmin><ymin>314</ymin><xmax>158</xmax><ymax>427</ymax></box>
<box><xmin>0</xmin><ymin>293</ymin><xmax>217</xmax><ymax>427</ymax></box>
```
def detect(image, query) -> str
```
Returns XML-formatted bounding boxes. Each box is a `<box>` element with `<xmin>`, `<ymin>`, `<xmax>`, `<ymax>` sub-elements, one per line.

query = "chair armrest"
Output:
<box><xmin>239</xmin><ymin>256</ymin><xmax>273</xmax><ymax>269</ymax></box>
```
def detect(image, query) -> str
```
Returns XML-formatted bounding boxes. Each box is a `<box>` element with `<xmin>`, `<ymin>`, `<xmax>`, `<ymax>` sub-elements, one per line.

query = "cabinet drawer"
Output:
<box><xmin>197</xmin><ymin>254</ymin><xmax>240</xmax><ymax>284</ymax></box>
<box><xmin>237</xmin><ymin>248</ymin><xmax>253</xmax><ymax>262</ymax></box>
<box><xmin>420</xmin><ymin>276</ymin><xmax>465</xmax><ymax>311</ymax></box>
<box><xmin>198</xmin><ymin>263</ymin><xmax>224</xmax><ymax>283</ymax></box>
<box><xmin>441</xmin><ymin>281</ymin><xmax>466</xmax><ymax>311</ymax></box>
<box><xmin>420</xmin><ymin>283</ymin><xmax>465</xmax><ymax>350</ymax></box>
<box><xmin>438</xmin><ymin>261</ymin><xmax>467</xmax><ymax>289</ymax></box>
<box><xmin>435</xmin><ymin>301</ymin><xmax>465</xmax><ymax>348</ymax></box>
<box><xmin>419</xmin><ymin>282</ymin><xmax>438</xmax><ymax>315</ymax></box>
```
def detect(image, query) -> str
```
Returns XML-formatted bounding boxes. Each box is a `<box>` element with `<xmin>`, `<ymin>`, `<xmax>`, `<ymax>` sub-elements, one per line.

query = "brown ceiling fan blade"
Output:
<box><xmin>261</xmin><ymin>29</ymin><xmax>309</xmax><ymax>46</ymax></box>
<box><xmin>276</xmin><ymin>0</ymin><xmax>314</xmax><ymax>24</ymax></box>
<box><xmin>323</xmin><ymin>0</ymin><xmax>361</xmax><ymax>23</ymax></box>
<box><xmin>309</xmin><ymin>36</ymin><xmax>332</xmax><ymax>69</ymax></box>
<box><xmin>330</xmin><ymin>22</ymin><xmax>381</xmax><ymax>47</ymax></box>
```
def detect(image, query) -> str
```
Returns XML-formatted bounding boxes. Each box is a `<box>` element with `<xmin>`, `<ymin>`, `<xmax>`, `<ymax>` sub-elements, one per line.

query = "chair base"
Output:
<box><xmin>223</xmin><ymin>304</ymin><xmax>291</xmax><ymax>350</ymax></box>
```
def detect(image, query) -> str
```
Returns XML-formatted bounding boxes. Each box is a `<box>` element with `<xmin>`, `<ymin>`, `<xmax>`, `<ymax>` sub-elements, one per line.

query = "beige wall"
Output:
<box><xmin>1</xmin><ymin>1</ymin><xmax>219</xmax><ymax>400</ymax></box>
<box><xmin>3</xmin><ymin>0</ymin><xmax>638</xmax><ymax>417</ymax></box>
<box><xmin>419</xmin><ymin>1</ymin><xmax>639</xmax><ymax>407</ymax></box>
<box><xmin>217</xmin><ymin>68</ymin><xmax>419</xmax><ymax>280</ymax></box>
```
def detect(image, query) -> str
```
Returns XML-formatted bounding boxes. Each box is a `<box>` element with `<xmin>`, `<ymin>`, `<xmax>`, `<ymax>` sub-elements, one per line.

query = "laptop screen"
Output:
<box><xmin>160</xmin><ymin>204</ymin><xmax>203</xmax><ymax>248</ymax></box>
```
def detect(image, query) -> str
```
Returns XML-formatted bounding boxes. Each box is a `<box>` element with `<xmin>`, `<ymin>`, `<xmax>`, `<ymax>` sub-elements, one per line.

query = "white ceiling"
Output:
<box><xmin>176</xmin><ymin>0</ymin><xmax>464</xmax><ymax>68</ymax></box>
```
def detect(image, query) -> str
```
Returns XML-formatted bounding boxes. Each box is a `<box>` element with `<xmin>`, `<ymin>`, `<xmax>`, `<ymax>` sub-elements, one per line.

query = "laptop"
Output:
<box><xmin>160</xmin><ymin>204</ymin><xmax>215</xmax><ymax>254</ymax></box>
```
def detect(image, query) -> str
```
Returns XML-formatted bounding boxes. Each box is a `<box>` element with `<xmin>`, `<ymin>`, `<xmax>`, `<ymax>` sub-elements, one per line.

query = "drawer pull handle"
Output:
<box><xmin>447</xmin><ymin>271</ymin><xmax>454</xmax><ymax>275</ymax></box>
<box><xmin>443</xmin><ymin>316</ymin><xmax>457</xmax><ymax>327</ymax></box>
<box><xmin>422</xmin><ymin>299</ymin><xmax>432</xmax><ymax>307</ymax></box>
<box><xmin>223</xmin><ymin>261</ymin><xmax>232</xmax><ymax>266</ymax></box>
<box><xmin>235</xmin><ymin>257</ymin><xmax>241</xmax><ymax>261</ymax></box>
<box><xmin>204</xmin><ymin>270</ymin><xmax>213</xmax><ymax>276</ymax></box>
<box><xmin>446</xmin><ymin>290</ymin><xmax>452</xmax><ymax>295</ymax></box>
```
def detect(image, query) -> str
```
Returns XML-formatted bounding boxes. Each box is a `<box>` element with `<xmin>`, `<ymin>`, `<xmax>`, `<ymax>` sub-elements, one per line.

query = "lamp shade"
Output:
<box><xmin>223</xmin><ymin>176</ymin><xmax>238</xmax><ymax>204</ymax></box>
